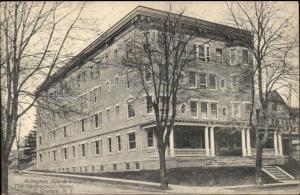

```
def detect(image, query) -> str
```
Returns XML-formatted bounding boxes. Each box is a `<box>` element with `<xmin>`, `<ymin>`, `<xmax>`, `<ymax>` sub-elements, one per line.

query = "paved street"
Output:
<box><xmin>8</xmin><ymin>171</ymin><xmax>300</xmax><ymax>194</ymax></box>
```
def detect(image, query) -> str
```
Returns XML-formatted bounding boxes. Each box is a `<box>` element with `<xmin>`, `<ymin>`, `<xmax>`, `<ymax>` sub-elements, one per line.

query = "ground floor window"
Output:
<box><xmin>128</xmin><ymin>132</ymin><xmax>136</xmax><ymax>149</ymax></box>
<box><xmin>215</xmin><ymin>128</ymin><xmax>242</xmax><ymax>156</ymax></box>
<box><xmin>147</xmin><ymin>129</ymin><xmax>154</xmax><ymax>147</ymax></box>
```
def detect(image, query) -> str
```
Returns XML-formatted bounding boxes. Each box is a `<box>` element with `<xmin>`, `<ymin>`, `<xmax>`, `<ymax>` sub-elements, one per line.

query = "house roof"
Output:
<box><xmin>267</xmin><ymin>90</ymin><xmax>287</xmax><ymax>105</ymax></box>
<box><xmin>35</xmin><ymin>6</ymin><xmax>252</xmax><ymax>95</ymax></box>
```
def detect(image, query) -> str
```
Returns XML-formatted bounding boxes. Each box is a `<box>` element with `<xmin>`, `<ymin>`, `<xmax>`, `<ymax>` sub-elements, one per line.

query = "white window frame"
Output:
<box><xmin>230</xmin><ymin>48</ymin><xmax>237</xmax><ymax>65</ymax></box>
<box><xmin>208</xmin><ymin>73</ymin><xmax>217</xmax><ymax>90</ymax></box>
<box><xmin>116</xmin><ymin>135</ymin><xmax>121</xmax><ymax>152</ymax></box>
<box><xmin>196</xmin><ymin>43</ymin><xmax>210</xmax><ymax>62</ymax></box>
<box><xmin>147</xmin><ymin>129</ymin><xmax>155</xmax><ymax>148</ymax></box>
<box><xmin>215</xmin><ymin>48</ymin><xmax>223</xmax><ymax>63</ymax></box>
<box><xmin>231</xmin><ymin>102</ymin><xmax>241</xmax><ymax>119</ymax></box>
<box><xmin>199</xmin><ymin>72</ymin><xmax>207</xmax><ymax>89</ymax></box>
<box><xmin>242</xmin><ymin>49</ymin><xmax>249</xmax><ymax>65</ymax></box>
<box><xmin>200</xmin><ymin>101</ymin><xmax>208</xmax><ymax>119</ymax></box>
<box><xmin>127</xmin><ymin>131</ymin><xmax>137</xmax><ymax>151</ymax></box>
<box><xmin>116</xmin><ymin>104</ymin><xmax>120</xmax><ymax>118</ymax></box>
<box><xmin>210</xmin><ymin>102</ymin><xmax>218</xmax><ymax>119</ymax></box>
<box><xmin>188</xmin><ymin>71</ymin><xmax>197</xmax><ymax>89</ymax></box>
<box><xmin>114</xmin><ymin>75</ymin><xmax>119</xmax><ymax>86</ymax></box>
<box><xmin>107</xmin><ymin>137</ymin><xmax>112</xmax><ymax>153</ymax></box>
<box><xmin>190</xmin><ymin>99</ymin><xmax>198</xmax><ymax>118</ymax></box>
<box><xmin>231</xmin><ymin>75</ymin><xmax>239</xmax><ymax>92</ymax></box>
<box><xmin>106</xmin><ymin>80</ymin><xmax>110</xmax><ymax>92</ymax></box>
<box><xmin>106</xmin><ymin>108</ymin><xmax>111</xmax><ymax>121</ymax></box>
<box><xmin>127</xmin><ymin>99</ymin><xmax>136</xmax><ymax>119</ymax></box>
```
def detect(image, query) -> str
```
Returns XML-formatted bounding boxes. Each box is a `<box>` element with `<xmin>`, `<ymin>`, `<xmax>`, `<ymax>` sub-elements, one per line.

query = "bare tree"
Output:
<box><xmin>0</xmin><ymin>2</ymin><xmax>89</xmax><ymax>194</ymax></box>
<box><xmin>120</xmin><ymin>7</ymin><xmax>215</xmax><ymax>189</ymax></box>
<box><xmin>226</xmin><ymin>1</ymin><xmax>298</xmax><ymax>184</ymax></box>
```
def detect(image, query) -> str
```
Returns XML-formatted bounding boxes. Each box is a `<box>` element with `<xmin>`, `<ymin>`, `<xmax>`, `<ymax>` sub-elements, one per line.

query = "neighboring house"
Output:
<box><xmin>263</xmin><ymin>90</ymin><xmax>299</xmax><ymax>161</ymax></box>
<box><xmin>35</xmin><ymin>6</ymin><xmax>285</xmax><ymax>173</ymax></box>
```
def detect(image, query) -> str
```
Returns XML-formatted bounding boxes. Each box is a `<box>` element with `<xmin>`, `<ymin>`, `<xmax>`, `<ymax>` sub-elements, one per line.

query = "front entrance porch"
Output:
<box><xmin>165</xmin><ymin>124</ymin><xmax>284</xmax><ymax>159</ymax></box>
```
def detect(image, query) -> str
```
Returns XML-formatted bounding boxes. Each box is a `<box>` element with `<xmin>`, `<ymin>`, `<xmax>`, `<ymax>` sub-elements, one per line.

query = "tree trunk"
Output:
<box><xmin>158</xmin><ymin>147</ymin><xmax>168</xmax><ymax>190</ymax></box>
<box><xmin>255</xmin><ymin>143</ymin><xmax>263</xmax><ymax>185</ymax></box>
<box><xmin>2</xmin><ymin>154</ymin><xmax>9</xmax><ymax>195</ymax></box>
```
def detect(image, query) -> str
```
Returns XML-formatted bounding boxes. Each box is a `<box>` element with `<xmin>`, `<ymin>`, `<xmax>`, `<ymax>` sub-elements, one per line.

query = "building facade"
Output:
<box><xmin>35</xmin><ymin>6</ymin><xmax>285</xmax><ymax>173</ymax></box>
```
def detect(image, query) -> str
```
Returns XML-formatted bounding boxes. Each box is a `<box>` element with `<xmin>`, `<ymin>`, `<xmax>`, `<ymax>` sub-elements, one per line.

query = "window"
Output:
<box><xmin>90</xmin><ymin>87</ymin><xmax>101</xmax><ymax>104</ymax></box>
<box><xmin>99</xmin><ymin>112</ymin><xmax>102</xmax><ymax>126</ymax></box>
<box><xmin>115</xmin><ymin>76</ymin><xmax>119</xmax><ymax>86</ymax></box>
<box><xmin>230</xmin><ymin>49</ymin><xmax>237</xmax><ymax>65</ymax></box>
<box><xmin>197</xmin><ymin>44</ymin><xmax>210</xmax><ymax>62</ymax></box>
<box><xmin>190</xmin><ymin>101</ymin><xmax>198</xmax><ymax>117</ymax></box>
<box><xmin>232</xmin><ymin>76</ymin><xmax>239</xmax><ymax>91</ymax></box>
<box><xmin>216</xmin><ymin>48</ymin><xmax>223</xmax><ymax>63</ymax></box>
<box><xmin>125</xmin><ymin>72</ymin><xmax>130</xmax><ymax>88</ymax></box>
<box><xmin>106</xmin><ymin>81</ymin><xmax>110</xmax><ymax>91</ymax></box>
<box><xmin>53</xmin><ymin>130</ymin><xmax>56</xmax><ymax>140</ymax></box>
<box><xmin>147</xmin><ymin>130</ymin><xmax>154</xmax><ymax>147</ymax></box>
<box><xmin>39</xmin><ymin>136</ymin><xmax>42</xmax><ymax>145</ymax></box>
<box><xmin>95</xmin><ymin>140</ymin><xmax>100</xmax><ymax>155</ymax></box>
<box><xmin>135</xmin><ymin>162</ymin><xmax>140</xmax><ymax>169</ymax></box>
<box><xmin>108</xmin><ymin>138</ymin><xmax>112</xmax><ymax>153</ymax></box>
<box><xmin>126</xmin><ymin>163</ymin><xmax>130</xmax><ymax>170</ymax></box>
<box><xmin>72</xmin><ymin>146</ymin><xmax>76</xmax><ymax>158</ymax></box>
<box><xmin>116</xmin><ymin>105</ymin><xmax>119</xmax><ymax>118</ymax></box>
<box><xmin>201</xmin><ymin>102</ymin><xmax>208</xmax><ymax>118</ymax></box>
<box><xmin>232</xmin><ymin>103</ymin><xmax>240</xmax><ymax>118</ymax></box>
<box><xmin>126</xmin><ymin>40</ymin><xmax>133</xmax><ymax>58</ymax></box>
<box><xmin>211</xmin><ymin>103</ymin><xmax>218</xmax><ymax>118</ymax></box>
<box><xmin>127</xmin><ymin>100</ymin><xmax>135</xmax><ymax>118</ymax></box>
<box><xmin>116</xmin><ymin>135</ymin><xmax>121</xmax><ymax>152</ymax></box>
<box><xmin>189</xmin><ymin>71</ymin><xmax>197</xmax><ymax>88</ymax></box>
<box><xmin>81</xmin><ymin>144</ymin><xmax>86</xmax><ymax>157</ymax></box>
<box><xmin>39</xmin><ymin>154</ymin><xmax>42</xmax><ymax>163</ymax></box>
<box><xmin>63</xmin><ymin>126</ymin><xmax>67</xmax><ymax>137</ymax></box>
<box><xmin>128</xmin><ymin>132</ymin><xmax>136</xmax><ymax>150</ymax></box>
<box><xmin>63</xmin><ymin>148</ymin><xmax>67</xmax><ymax>159</ymax></box>
<box><xmin>94</xmin><ymin>114</ymin><xmax>99</xmax><ymax>128</ymax></box>
<box><xmin>107</xmin><ymin>109</ymin><xmax>110</xmax><ymax>121</ymax></box>
<box><xmin>208</xmin><ymin>74</ymin><xmax>217</xmax><ymax>89</ymax></box>
<box><xmin>199</xmin><ymin>73</ymin><xmax>207</xmax><ymax>89</ymax></box>
<box><xmin>113</xmin><ymin>164</ymin><xmax>117</xmax><ymax>171</ymax></box>
<box><xmin>53</xmin><ymin>150</ymin><xmax>56</xmax><ymax>161</ymax></box>
<box><xmin>146</xmin><ymin>96</ymin><xmax>153</xmax><ymax>113</ymax></box>
<box><xmin>82</xmin><ymin>71</ymin><xmax>86</xmax><ymax>82</ymax></box>
<box><xmin>80</xmin><ymin>119</ymin><xmax>86</xmax><ymax>132</ymax></box>
<box><xmin>221</xmin><ymin>79</ymin><xmax>225</xmax><ymax>89</ymax></box>
<box><xmin>114</xmin><ymin>49</ymin><xmax>118</xmax><ymax>57</ymax></box>
<box><xmin>242</xmin><ymin>49</ymin><xmax>249</xmax><ymax>64</ymax></box>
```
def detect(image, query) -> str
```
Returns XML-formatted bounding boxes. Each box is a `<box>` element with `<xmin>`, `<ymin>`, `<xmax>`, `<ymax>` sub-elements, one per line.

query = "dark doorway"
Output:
<box><xmin>215</xmin><ymin>127</ymin><xmax>242</xmax><ymax>156</ymax></box>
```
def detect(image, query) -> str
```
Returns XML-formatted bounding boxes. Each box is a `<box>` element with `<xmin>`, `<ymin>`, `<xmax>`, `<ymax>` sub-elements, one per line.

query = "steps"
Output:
<box><xmin>215</xmin><ymin>157</ymin><xmax>255</xmax><ymax>166</ymax></box>
<box><xmin>262</xmin><ymin>166</ymin><xmax>295</xmax><ymax>182</ymax></box>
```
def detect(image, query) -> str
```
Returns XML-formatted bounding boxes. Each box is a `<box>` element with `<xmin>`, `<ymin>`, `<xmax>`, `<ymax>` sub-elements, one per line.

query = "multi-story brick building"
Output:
<box><xmin>35</xmin><ymin>6</ymin><xmax>285</xmax><ymax>173</ymax></box>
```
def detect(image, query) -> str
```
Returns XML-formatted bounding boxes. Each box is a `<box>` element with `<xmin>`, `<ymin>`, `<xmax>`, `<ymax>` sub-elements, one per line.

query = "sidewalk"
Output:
<box><xmin>23</xmin><ymin>170</ymin><xmax>299</xmax><ymax>194</ymax></box>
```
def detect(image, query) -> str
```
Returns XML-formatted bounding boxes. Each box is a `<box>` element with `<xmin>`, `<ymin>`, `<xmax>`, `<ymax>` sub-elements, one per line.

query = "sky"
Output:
<box><xmin>14</xmin><ymin>1</ymin><xmax>299</xmax><ymax>148</ymax></box>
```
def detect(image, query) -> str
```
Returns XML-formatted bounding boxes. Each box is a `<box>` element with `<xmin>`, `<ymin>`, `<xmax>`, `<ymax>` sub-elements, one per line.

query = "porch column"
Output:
<box><xmin>205</xmin><ymin>126</ymin><xmax>210</xmax><ymax>156</ymax></box>
<box><xmin>241</xmin><ymin>129</ymin><xmax>247</xmax><ymax>156</ymax></box>
<box><xmin>278</xmin><ymin>132</ymin><xmax>283</xmax><ymax>156</ymax></box>
<box><xmin>274</xmin><ymin>131</ymin><xmax>278</xmax><ymax>156</ymax></box>
<box><xmin>246</xmin><ymin>129</ymin><xmax>251</xmax><ymax>156</ymax></box>
<box><xmin>169</xmin><ymin>128</ymin><xmax>175</xmax><ymax>157</ymax></box>
<box><xmin>210</xmin><ymin>126</ymin><xmax>215</xmax><ymax>157</ymax></box>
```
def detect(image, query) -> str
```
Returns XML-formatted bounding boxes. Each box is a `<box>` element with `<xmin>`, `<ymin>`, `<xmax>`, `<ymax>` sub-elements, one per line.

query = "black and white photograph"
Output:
<box><xmin>1</xmin><ymin>1</ymin><xmax>299</xmax><ymax>194</ymax></box>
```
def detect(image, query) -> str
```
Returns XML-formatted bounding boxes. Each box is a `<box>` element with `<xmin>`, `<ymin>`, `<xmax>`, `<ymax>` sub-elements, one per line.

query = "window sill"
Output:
<box><xmin>128</xmin><ymin>148</ymin><xmax>137</xmax><ymax>152</ymax></box>
<box><xmin>127</xmin><ymin>116</ymin><xmax>136</xmax><ymax>120</ymax></box>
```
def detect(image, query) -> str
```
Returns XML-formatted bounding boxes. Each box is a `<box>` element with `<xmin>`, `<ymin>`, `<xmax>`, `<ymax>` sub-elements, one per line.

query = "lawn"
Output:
<box><xmin>36</xmin><ymin>166</ymin><xmax>276</xmax><ymax>186</ymax></box>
